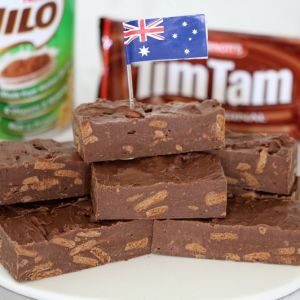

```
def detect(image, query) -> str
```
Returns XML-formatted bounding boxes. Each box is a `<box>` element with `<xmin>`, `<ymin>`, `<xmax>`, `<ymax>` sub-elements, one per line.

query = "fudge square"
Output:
<box><xmin>152</xmin><ymin>179</ymin><xmax>300</xmax><ymax>266</ymax></box>
<box><xmin>73</xmin><ymin>99</ymin><xmax>225</xmax><ymax>163</ymax></box>
<box><xmin>0</xmin><ymin>139</ymin><xmax>90</xmax><ymax>205</ymax></box>
<box><xmin>217</xmin><ymin>132</ymin><xmax>297</xmax><ymax>194</ymax></box>
<box><xmin>0</xmin><ymin>197</ymin><xmax>153</xmax><ymax>281</ymax></box>
<box><xmin>228</xmin><ymin>179</ymin><xmax>299</xmax><ymax>201</ymax></box>
<box><xmin>91</xmin><ymin>153</ymin><xmax>227</xmax><ymax>220</ymax></box>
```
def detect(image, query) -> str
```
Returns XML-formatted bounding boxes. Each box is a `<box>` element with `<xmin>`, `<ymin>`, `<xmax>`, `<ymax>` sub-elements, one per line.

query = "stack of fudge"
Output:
<box><xmin>0</xmin><ymin>99</ymin><xmax>298</xmax><ymax>282</ymax></box>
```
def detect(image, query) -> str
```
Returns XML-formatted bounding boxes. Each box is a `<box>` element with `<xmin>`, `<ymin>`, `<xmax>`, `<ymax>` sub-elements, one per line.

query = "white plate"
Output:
<box><xmin>0</xmin><ymin>254</ymin><xmax>300</xmax><ymax>300</ymax></box>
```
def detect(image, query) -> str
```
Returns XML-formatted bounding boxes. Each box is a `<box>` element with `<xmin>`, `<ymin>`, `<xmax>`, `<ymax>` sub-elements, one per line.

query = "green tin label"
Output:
<box><xmin>0</xmin><ymin>0</ymin><xmax>74</xmax><ymax>140</ymax></box>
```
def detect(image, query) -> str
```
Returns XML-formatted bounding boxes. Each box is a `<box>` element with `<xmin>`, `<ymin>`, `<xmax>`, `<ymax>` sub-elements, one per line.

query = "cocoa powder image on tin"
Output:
<box><xmin>1</xmin><ymin>53</ymin><xmax>51</xmax><ymax>78</ymax></box>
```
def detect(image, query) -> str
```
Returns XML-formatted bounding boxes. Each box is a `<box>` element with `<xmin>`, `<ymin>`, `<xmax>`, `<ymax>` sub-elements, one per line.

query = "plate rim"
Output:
<box><xmin>0</xmin><ymin>255</ymin><xmax>300</xmax><ymax>300</ymax></box>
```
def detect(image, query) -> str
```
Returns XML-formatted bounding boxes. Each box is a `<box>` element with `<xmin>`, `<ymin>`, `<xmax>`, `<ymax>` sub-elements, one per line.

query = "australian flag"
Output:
<box><xmin>123</xmin><ymin>14</ymin><xmax>208</xmax><ymax>65</ymax></box>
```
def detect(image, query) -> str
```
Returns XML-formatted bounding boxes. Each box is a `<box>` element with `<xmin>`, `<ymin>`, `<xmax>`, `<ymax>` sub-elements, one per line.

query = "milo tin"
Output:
<box><xmin>0</xmin><ymin>0</ymin><xmax>74</xmax><ymax>140</ymax></box>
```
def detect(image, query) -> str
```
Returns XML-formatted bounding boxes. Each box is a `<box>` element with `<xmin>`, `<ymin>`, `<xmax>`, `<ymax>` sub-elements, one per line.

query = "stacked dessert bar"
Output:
<box><xmin>0</xmin><ymin>99</ymin><xmax>298</xmax><ymax>282</ymax></box>
<box><xmin>0</xmin><ymin>139</ymin><xmax>152</xmax><ymax>281</ymax></box>
<box><xmin>152</xmin><ymin>131</ymin><xmax>299</xmax><ymax>264</ymax></box>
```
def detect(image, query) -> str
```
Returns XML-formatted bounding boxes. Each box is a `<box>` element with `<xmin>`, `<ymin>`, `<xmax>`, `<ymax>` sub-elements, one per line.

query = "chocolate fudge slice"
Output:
<box><xmin>0</xmin><ymin>139</ymin><xmax>90</xmax><ymax>205</ymax></box>
<box><xmin>0</xmin><ymin>198</ymin><xmax>153</xmax><ymax>281</ymax></box>
<box><xmin>228</xmin><ymin>179</ymin><xmax>298</xmax><ymax>201</ymax></box>
<box><xmin>91</xmin><ymin>153</ymin><xmax>227</xmax><ymax>220</ymax></box>
<box><xmin>152</xmin><ymin>179</ymin><xmax>300</xmax><ymax>265</ymax></box>
<box><xmin>73</xmin><ymin>99</ymin><xmax>225</xmax><ymax>163</ymax></box>
<box><xmin>216</xmin><ymin>132</ymin><xmax>297</xmax><ymax>194</ymax></box>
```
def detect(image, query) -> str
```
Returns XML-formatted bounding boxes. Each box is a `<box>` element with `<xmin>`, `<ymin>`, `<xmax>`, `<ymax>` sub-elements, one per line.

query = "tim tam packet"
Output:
<box><xmin>99</xmin><ymin>18</ymin><xmax>300</xmax><ymax>137</ymax></box>
<box><xmin>0</xmin><ymin>0</ymin><xmax>74</xmax><ymax>140</ymax></box>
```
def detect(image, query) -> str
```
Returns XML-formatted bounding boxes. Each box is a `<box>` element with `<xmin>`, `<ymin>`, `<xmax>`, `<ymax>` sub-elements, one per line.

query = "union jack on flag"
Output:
<box><xmin>123</xmin><ymin>14</ymin><xmax>208</xmax><ymax>65</ymax></box>
<box><xmin>123</xmin><ymin>18</ymin><xmax>165</xmax><ymax>45</ymax></box>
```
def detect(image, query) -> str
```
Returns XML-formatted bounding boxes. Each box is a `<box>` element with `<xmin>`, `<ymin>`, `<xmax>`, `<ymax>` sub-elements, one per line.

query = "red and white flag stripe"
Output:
<box><xmin>123</xmin><ymin>18</ymin><xmax>165</xmax><ymax>45</ymax></box>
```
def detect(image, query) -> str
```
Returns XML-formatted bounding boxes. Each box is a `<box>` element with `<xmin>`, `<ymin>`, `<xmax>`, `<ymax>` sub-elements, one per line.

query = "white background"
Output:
<box><xmin>74</xmin><ymin>0</ymin><xmax>300</xmax><ymax>107</ymax></box>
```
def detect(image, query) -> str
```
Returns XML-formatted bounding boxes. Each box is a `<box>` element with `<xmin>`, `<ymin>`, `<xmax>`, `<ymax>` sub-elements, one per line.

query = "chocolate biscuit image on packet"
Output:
<box><xmin>98</xmin><ymin>18</ymin><xmax>300</xmax><ymax>137</ymax></box>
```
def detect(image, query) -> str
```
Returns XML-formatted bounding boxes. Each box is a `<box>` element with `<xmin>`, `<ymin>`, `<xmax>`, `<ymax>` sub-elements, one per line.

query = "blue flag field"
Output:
<box><xmin>123</xmin><ymin>14</ymin><xmax>208</xmax><ymax>64</ymax></box>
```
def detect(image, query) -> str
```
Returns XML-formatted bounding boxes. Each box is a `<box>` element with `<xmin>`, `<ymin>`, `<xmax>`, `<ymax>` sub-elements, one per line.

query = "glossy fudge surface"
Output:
<box><xmin>0</xmin><ymin>198</ymin><xmax>153</xmax><ymax>281</ymax></box>
<box><xmin>217</xmin><ymin>132</ymin><xmax>297</xmax><ymax>194</ymax></box>
<box><xmin>73</xmin><ymin>99</ymin><xmax>225</xmax><ymax>162</ymax></box>
<box><xmin>0</xmin><ymin>139</ymin><xmax>90</xmax><ymax>204</ymax></box>
<box><xmin>91</xmin><ymin>153</ymin><xmax>227</xmax><ymax>220</ymax></box>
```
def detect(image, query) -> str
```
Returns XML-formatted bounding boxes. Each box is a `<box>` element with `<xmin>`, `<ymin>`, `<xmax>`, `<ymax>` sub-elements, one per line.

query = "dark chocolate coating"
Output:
<box><xmin>216</xmin><ymin>131</ymin><xmax>297</xmax><ymax>194</ymax></box>
<box><xmin>0</xmin><ymin>139</ymin><xmax>90</xmax><ymax>205</ymax></box>
<box><xmin>72</xmin><ymin>99</ymin><xmax>225</xmax><ymax>163</ymax></box>
<box><xmin>91</xmin><ymin>153</ymin><xmax>227</xmax><ymax>220</ymax></box>
<box><xmin>152</xmin><ymin>179</ymin><xmax>300</xmax><ymax>265</ymax></box>
<box><xmin>0</xmin><ymin>198</ymin><xmax>153</xmax><ymax>281</ymax></box>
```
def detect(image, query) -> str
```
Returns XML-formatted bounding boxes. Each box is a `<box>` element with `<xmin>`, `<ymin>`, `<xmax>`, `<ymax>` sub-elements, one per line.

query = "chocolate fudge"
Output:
<box><xmin>0</xmin><ymin>139</ymin><xmax>90</xmax><ymax>205</ymax></box>
<box><xmin>0</xmin><ymin>198</ymin><xmax>153</xmax><ymax>281</ymax></box>
<box><xmin>216</xmin><ymin>132</ymin><xmax>297</xmax><ymax>194</ymax></box>
<box><xmin>73</xmin><ymin>99</ymin><xmax>225</xmax><ymax>163</ymax></box>
<box><xmin>152</xmin><ymin>179</ymin><xmax>300</xmax><ymax>266</ymax></box>
<box><xmin>228</xmin><ymin>179</ymin><xmax>298</xmax><ymax>201</ymax></box>
<box><xmin>91</xmin><ymin>153</ymin><xmax>227</xmax><ymax>220</ymax></box>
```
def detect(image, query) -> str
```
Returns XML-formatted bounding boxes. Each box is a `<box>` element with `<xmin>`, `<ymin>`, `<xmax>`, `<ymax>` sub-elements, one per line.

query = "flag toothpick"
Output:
<box><xmin>126</xmin><ymin>64</ymin><xmax>135</xmax><ymax>109</ymax></box>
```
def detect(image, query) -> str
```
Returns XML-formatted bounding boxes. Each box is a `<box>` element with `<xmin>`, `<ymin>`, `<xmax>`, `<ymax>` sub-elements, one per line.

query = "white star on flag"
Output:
<box><xmin>192</xmin><ymin>29</ymin><xmax>198</xmax><ymax>34</ymax></box>
<box><xmin>184</xmin><ymin>48</ymin><xmax>190</xmax><ymax>55</ymax></box>
<box><xmin>182</xmin><ymin>21</ymin><xmax>188</xmax><ymax>27</ymax></box>
<box><xmin>139</xmin><ymin>45</ymin><xmax>150</xmax><ymax>56</ymax></box>
<box><xmin>172</xmin><ymin>33</ymin><xmax>178</xmax><ymax>39</ymax></box>
<box><xmin>188</xmin><ymin>37</ymin><xmax>192</xmax><ymax>41</ymax></box>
